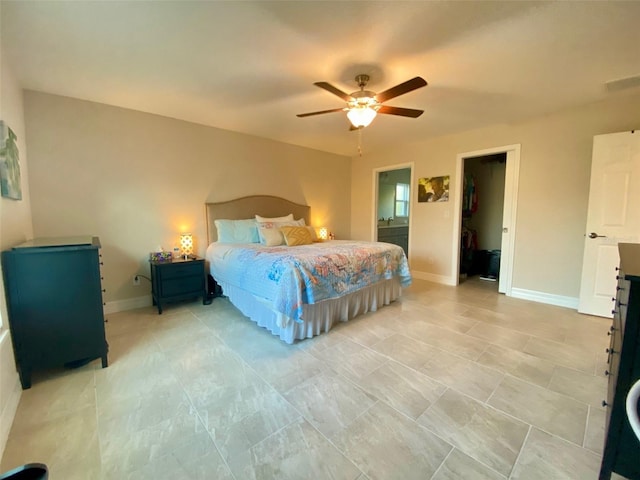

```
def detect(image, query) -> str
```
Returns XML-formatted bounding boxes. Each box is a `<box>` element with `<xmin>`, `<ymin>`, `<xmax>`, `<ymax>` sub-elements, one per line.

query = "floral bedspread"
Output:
<box><xmin>207</xmin><ymin>240</ymin><xmax>411</xmax><ymax>322</ymax></box>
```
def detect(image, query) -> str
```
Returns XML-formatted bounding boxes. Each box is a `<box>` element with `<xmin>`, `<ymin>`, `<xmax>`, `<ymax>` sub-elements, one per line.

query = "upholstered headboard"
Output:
<box><xmin>205</xmin><ymin>195</ymin><xmax>311</xmax><ymax>244</ymax></box>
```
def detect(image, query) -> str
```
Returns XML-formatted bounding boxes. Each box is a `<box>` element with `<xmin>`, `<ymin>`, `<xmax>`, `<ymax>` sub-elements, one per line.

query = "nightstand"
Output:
<box><xmin>150</xmin><ymin>257</ymin><xmax>208</xmax><ymax>314</ymax></box>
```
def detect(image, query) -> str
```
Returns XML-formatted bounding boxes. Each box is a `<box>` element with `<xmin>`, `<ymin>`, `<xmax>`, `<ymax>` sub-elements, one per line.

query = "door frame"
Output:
<box><xmin>452</xmin><ymin>144</ymin><xmax>521</xmax><ymax>295</ymax></box>
<box><xmin>372</xmin><ymin>162</ymin><xmax>415</xmax><ymax>256</ymax></box>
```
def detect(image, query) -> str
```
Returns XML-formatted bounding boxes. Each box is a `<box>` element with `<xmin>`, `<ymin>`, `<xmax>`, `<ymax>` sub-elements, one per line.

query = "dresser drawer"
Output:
<box><xmin>160</xmin><ymin>275</ymin><xmax>203</xmax><ymax>297</ymax></box>
<box><xmin>159</xmin><ymin>262</ymin><xmax>203</xmax><ymax>279</ymax></box>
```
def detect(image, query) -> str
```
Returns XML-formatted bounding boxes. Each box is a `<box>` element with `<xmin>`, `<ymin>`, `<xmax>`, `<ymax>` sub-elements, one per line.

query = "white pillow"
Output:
<box><xmin>258</xmin><ymin>226</ymin><xmax>285</xmax><ymax>246</ymax></box>
<box><xmin>215</xmin><ymin>219</ymin><xmax>259</xmax><ymax>243</ymax></box>
<box><xmin>255</xmin><ymin>213</ymin><xmax>294</xmax><ymax>223</ymax></box>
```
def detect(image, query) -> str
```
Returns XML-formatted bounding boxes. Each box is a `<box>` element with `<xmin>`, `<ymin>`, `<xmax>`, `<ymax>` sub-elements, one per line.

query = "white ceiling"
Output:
<box><xmin>2</xmin><ymin>1</ymin><xmax>640</xmax><ymax>157</ymax></box>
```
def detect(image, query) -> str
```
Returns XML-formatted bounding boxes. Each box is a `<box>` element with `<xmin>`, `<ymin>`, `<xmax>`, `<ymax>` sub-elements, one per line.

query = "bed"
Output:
<box><xmin>204</xmin><ymin>195</ymin><xmax>411</xmax><ymax>343</ymax></box>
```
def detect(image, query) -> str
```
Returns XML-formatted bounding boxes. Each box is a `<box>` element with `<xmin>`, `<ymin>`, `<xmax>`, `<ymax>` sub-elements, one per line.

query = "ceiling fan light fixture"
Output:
<box><xmin>347</xmin><ymin>106</ymin><xmax>377</xmax><ymax>128</ymax></box>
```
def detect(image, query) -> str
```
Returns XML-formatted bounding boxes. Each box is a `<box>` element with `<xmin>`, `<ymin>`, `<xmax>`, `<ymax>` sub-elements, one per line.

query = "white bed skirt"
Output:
<box><xmin>218</xmin><ymin>277</ymin><xmax>402</xmax><ymax>344</ymax></box>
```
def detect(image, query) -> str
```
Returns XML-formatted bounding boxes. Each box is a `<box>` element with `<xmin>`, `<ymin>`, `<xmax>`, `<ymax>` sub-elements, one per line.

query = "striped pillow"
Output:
<box><xmin>280</xmin><ymin>226</ymin><xmax>313</xmax><ymax>246</ymax></box>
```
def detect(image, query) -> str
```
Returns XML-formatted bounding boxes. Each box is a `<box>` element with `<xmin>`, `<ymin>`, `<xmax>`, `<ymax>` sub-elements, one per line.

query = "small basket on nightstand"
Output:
<box><xmin>149</xmin><ymin>252</ymin><xmax>173</xmax><ymax>262</ymax></box>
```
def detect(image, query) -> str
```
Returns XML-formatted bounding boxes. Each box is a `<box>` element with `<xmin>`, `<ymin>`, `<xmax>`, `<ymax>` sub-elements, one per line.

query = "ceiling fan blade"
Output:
<box><xmin>375</xmin><ymin>77</ymin><xmax>427</xmax><ymax>103</ymax></box>
<box><xmin>314</xmin><ymin>82</ymin><xmax>352</xmax><ymax>101</ymax></box>
<box><xmin>297</xmin><ymin>108</ymin><xmax>345</xmax><ymax>118</ymax></box>
<box><xmin>378</xmin><ymin>105</ymin><xmax>424</xmax><ymax>118</ymax></box>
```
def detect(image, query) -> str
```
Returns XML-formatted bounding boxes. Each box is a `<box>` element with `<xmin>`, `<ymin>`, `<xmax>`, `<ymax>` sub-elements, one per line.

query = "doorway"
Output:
<box><xmin>453</xmin><ymin>145</ymin><xmax>521</xmax><ymax>295</ymax></box>
<box><xmin>373</xmin><ymin>164</ymin><xmax>413</xmax><ymax>258</ymax></box>
<box><xmin>459</xmin><ymin>153</ymin><xmax>506</xmax><ymax>289</ymax></box>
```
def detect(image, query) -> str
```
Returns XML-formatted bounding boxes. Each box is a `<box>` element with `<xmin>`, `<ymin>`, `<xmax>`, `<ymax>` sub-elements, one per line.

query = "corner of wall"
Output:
<box><xmin>0</xmin><ymin>331</ymin><xmax>21</xmax><ymax>461</ymax></box>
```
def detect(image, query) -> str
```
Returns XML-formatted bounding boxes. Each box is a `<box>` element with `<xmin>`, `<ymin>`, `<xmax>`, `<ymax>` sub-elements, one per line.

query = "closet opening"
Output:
<box><xmin>453</xmin><ymin>143</ymin><xmax>519</xmax><ymax>295</ymax></box>
<box><xmin>460</xmin><ymin>153</ymin><xmax>506</xmax><ymax>289</ymax></box>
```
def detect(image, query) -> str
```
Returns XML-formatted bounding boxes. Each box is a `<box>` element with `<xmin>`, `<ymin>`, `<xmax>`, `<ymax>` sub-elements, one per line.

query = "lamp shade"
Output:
<box><xmin>180</xmin><ymin>233</ymin><xmax>193</xmax><ymax>257</ymax></box>
<box><xmin>318</xmin><ymin>227</ymin><xmax>328</xmax><ymax>241</ymax></box>
<box><xmin>347</xmin><ymin>106</ymin><xmax>377</xmax><ymax>128</ymax></box>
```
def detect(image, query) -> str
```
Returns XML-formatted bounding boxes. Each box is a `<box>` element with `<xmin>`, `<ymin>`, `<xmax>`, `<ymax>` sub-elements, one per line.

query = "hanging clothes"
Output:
<box><xmin>462</xmin><ymin>173</ymin><xmax>478</xmax><ymax>215</ymax></box>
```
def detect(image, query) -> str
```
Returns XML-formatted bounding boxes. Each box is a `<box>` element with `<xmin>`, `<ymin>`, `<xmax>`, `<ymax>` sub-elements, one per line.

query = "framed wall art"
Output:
<box><xmin>0</xmin><ymin>121</ymin><xmax>22</xmax><ymax>200</ymax></box>
<box><xmin>418</xmin><ymin>175</ymin><xmax>449</xmax><ymax>203</ymax></box>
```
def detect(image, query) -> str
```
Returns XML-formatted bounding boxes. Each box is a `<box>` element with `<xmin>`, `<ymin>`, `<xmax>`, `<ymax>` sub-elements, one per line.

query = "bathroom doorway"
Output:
<box><xmin>374</xmin><ymin>164</ymin><xmax>413</xmax><ymax>258</ymax></box>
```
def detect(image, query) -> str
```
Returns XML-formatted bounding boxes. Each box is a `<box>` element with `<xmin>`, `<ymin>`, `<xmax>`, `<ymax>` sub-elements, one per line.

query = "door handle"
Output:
<box><xmin>588</xmin><ymin>232</ymin><xmax>606</xmax><ymax>239</ymax></box>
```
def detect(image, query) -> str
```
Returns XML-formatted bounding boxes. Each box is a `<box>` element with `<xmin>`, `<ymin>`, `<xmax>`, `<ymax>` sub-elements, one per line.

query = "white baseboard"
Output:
<box><xmin>510</xmin><ymin>288</ymin><xmax>579</xmax><ymax>309</ymax></box>
<box><xmin>411</xmin><ymin>270</ymin><xmax>457</xmax><ymax>286</ymax></box>
<box><xmin>104</xmin><ymin>295</ymin><xmax>152</xmax><ymax>314</ymax></box>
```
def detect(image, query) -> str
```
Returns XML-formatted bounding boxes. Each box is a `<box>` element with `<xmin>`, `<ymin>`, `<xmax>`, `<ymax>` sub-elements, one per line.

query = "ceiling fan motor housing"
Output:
<box><xmin>350</xmin><ymin>90</ymin><xmax>379</xmax><ymax>109</ymax></box>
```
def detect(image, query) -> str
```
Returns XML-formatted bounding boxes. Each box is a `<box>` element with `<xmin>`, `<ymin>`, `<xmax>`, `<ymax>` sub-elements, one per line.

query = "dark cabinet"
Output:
<box><xmin>600</xmin><ymin>243</ymin><xmax>640</xmax><ymax>480</ymax></box>
<box><xmin>378</xmin><ymin>226</ymin><xmax>409</xmax><ymax>256</ymax></box>
<box><xmin>1</xmin><ymin>236</ymin><xmax>108</xmax><ymax>389</ymax></box>
<box><xmin>150</xmin><ymin>257</ymin><xmax>208</xmax><ymax>314</ymax></box>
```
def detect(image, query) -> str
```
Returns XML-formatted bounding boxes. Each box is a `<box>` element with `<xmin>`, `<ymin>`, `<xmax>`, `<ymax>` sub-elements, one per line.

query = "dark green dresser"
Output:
<box><xmin>600</xmin><ymin>243</ymin><xmax>640</xmax><ymax>479</ymax></box>
<box><xmin>1</xmin><ymin>236</ymin><xmax>108</xmax><ymax>389</ymax></box>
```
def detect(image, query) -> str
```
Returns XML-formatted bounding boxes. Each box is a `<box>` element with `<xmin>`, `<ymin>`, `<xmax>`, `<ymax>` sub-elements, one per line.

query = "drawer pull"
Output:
<box><xmin>602</xmin><ymin>400</ymin><xmax>608</xmax><ymax>407</ymax></box>
<box><xmin>606</xmin><ymin>348</ymin><xmax>616</xmax><ymax>354</ymax></box>
<box><xmin>611</xmin><ymin>309</ymin><xmax>617</xmax><ymax>315</ymax></box>
<box><xmin>102</xmin><ymin>289</ymin><xmax>106</xmax><ymax>293</ymax></box>
<box><xmin>605</xmin><ymin>370</ymin><xmax>610</xmax><ymax>376</ymax></box>
<box><xmin>617</xmin><ymin>286</ymin><xmax>625</xmax><ymax>291</ymax></box>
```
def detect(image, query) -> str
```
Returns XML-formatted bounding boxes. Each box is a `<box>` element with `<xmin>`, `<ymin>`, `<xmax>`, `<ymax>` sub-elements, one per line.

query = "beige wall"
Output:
<box><xmin>24</xmin><ymin>92</ymin><xmax>351</xmax><ymax>308</ymax></box>
<box><xmin>0</xmin><ymin>44</ymin><xmax>32</xmax><ymax>458</ymax></box>
<box><xmin>351</xmin><ymin>92</ymin><xmax>640</xmax><ymax>299</ymax></box>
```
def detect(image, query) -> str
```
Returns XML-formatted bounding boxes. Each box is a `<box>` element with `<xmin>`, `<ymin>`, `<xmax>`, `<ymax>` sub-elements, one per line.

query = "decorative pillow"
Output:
<box><xmin>214</xmin><ymin>219</ymin><xmax>259</xmax><ymax>244</ymax></box>
<box><xmin>258</xmin><ymin>225</ymin><xmax>285</xmax><ymax>246</ymax></box>
<box><xmin>256</xmin><ymin>218</ymin><xmax>306</xmax><ymax>245</ymax></box>
<box><xmin>280</xmin><ymin>226</ymin><xmax>313</xmax><ymax>246</ymax></box>
<box><xmin>306</xmin><ymin>226</ymin><xmax>319</xmax><ymax>242</ymax></box>
<box><xmin>255</xmin><ymin>213</ymin><xmax>294</xmax><ymax>223</ymax></box>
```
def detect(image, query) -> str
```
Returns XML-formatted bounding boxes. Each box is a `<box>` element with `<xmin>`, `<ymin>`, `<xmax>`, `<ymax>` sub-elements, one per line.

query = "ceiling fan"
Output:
<box><xmin>297</xmin><ymin>74</ymin><xmax>427</xmax><ymax>129</ymax></box>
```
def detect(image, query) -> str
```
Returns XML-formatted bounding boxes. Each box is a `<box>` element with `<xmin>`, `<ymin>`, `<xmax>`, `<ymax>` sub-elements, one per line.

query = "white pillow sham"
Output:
<box><xmin>255</xmin><ymin>213</ymin><xmax>294</xmax><ymax>223</ymax></box>
<box><xmin>257</xmin><ymin>226</ymin><xmax>285</xmax><ymax>246</ymax></box>
<box><xmin>215</xmin><ymin>218</ymin><xmax>259</xmax><ymax>244</ymax></box>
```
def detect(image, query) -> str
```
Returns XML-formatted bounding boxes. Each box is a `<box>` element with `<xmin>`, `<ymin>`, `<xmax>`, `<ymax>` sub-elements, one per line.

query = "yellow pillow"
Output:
<box><xmin>280</xmin><ymin>226</ymin><xmax>313</xmax><ymax>246</ymax></box>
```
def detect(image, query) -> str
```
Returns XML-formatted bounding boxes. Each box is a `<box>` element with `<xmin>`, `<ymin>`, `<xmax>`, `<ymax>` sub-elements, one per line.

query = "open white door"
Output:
<box><xmin>578</xmin><ymin>130</ymin><xmax>640</xmax><ymax>317</ymax></box>
<box><xmin>498</xmin><ymin>149</ymin><xmax>520</xmax><ymax>294</ymax></box>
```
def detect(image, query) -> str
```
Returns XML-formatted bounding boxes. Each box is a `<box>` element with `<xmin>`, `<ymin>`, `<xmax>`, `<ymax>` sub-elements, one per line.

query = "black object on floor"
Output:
<box><xmin>0</xmin><ymin>463</ymin><xmax>48</xmax><ymax>480</ymax></box>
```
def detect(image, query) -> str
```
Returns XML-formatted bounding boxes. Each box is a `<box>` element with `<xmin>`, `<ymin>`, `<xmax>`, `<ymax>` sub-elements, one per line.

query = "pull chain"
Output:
<box><xmin>357</xmin><ymin>127</ymin><xmax>363</xmax><ymax>156</ymax></box>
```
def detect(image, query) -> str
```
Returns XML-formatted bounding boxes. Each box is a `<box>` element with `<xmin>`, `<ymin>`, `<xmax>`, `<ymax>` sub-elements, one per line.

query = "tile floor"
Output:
<box><xmin>0</xmin><ymin>278</ymin><xmax>627</xmax><ymax>479</ymax></box>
